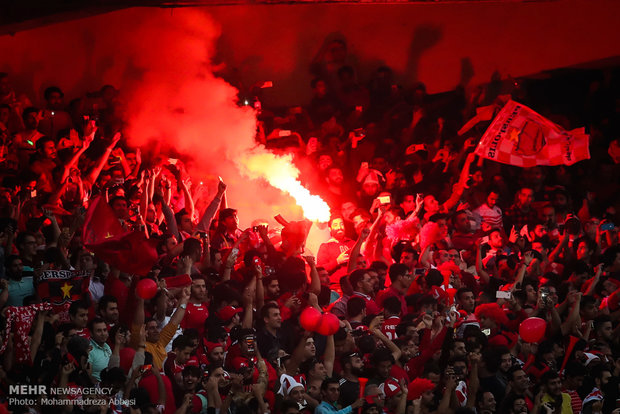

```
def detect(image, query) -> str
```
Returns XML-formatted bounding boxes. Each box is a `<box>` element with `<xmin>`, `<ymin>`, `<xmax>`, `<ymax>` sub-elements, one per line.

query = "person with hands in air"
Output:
<box><xmin>130</xmin><ymin>285</ymin><xmax>191</xmax><ymax>370</ymax></box>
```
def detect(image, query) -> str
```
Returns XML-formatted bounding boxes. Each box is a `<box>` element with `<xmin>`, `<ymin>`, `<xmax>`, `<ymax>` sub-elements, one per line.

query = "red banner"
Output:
<box><xmin>474</xmin><ymin>100</ymin><xmax>590</xmax><ymax>167</ymax></box>
<box><xmin>83</xmin><ymin>196</ymin><xmax>159</xmax><ymax>276</ymax></box>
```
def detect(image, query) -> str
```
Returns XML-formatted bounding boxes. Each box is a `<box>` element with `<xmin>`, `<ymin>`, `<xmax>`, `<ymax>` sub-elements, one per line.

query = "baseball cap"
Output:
<box><xmin>203</xmin><ymin>339</ymin><xmax>224</xmax><ymax>353</ymax></box>
<box><xmin>229</xmin><ymin>356</ymin><xmax>252</xmax><ymax>373</ymax></box>
<box><xmin>379</xmin><ymin>378</ymin><xmax>400</xmax><ymax>399</ymax></box>
<box><xmin>217</xmin><ymin>306</ymin><xmax>243</xmax><ymax>321</ymax></box>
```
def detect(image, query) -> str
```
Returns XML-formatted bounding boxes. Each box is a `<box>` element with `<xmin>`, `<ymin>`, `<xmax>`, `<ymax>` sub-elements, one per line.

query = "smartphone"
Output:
<box><xmin>140</xmin><ymin>364</ymin><xmax>152</xmax><ymax>373</ymax></box>
<box><xmin>482</xmin><ymin>329</ymin><xmax>491</xmax><ymax>336</ymax></box>
<box><xmin>496</xmin><ymin>291</ymin><xmax>512</xmax><ymax>300</ymax></box>
<box><xmin>245</xmin><ymin>336</ymin><xmax>255</xmax><ymax>353</ymax></box>
<box><xmin>168</xmin><ymin>158</ymin><xmax>178</xmax><ymax>165</ymax></box>
<box><xmin>378</xmin><ymin>196</ymin><xmax>391</xmax><ymax>205</ymax></box>
<box><xmin>30</xmin><ymin>189</ymin><xmax>37</xmax><ymax>198</ymax></box>
<box><xmin>601</xmin><ymin>222</ymin><xmax>615</xmax><ymax>231</ymax></box>
<box><xmin>279</xmin><ymin>130</ymin><xmax>291</xmax><ymax>137</ymax></box>
<box><xmin>414</xmin><ymin>268</ymin><xmax>426</xmax><ymax>277</ymax></box>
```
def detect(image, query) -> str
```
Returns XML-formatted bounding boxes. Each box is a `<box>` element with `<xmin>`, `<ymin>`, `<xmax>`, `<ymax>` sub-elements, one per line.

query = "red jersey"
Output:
<box><xmin>381</xmin><ymin>316</ymin><xmax>401</xmax><ymax>340</ymax></box>
<box><xmin>139</xmin><ymin>372</ymin><xmax>176</xmax><ymax>414</ymax></box>
<box><xmin>75</xmin><ymin>328</ymin><xmax>91</xmax><ymax>340</ymax></box>
<box><xmin>352</xmin><ymin>292</ymin><xmax>381</xmax><ymax>316</ymax></box>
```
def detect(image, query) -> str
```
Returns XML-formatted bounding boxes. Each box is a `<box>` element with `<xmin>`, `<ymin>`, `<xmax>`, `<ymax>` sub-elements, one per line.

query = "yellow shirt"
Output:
<box><xmin>542</xmin><ymin>393</ymin><xmax>574</xmax><ymax>414</ymax></box>
<box><xmin>131</xmin><ymin>321</ymin><xmax>179</xmax><ymax>371</ymax></box>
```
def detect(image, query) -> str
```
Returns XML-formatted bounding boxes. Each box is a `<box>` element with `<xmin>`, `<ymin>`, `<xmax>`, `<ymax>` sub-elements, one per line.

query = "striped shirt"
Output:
<box><xmin>473</xmin><ymin>203</ymin><xmax>503</xmax><ymax>229</ymax></box>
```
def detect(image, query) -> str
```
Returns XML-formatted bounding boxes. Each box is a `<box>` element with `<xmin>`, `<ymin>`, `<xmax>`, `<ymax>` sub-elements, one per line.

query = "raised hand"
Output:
<box><xmin>336</xmin><ymin>251</ymin><xmax>350</xmax><ymax>265</ymax></box>
<box><xmin>360</xmin><ymin>227</ymin><xmax>371</xmax><ymax>240</ymax></box>
<box><xmin>218</xmin><ymin>178</ymin><xmax>227</xmax><ymax>193</ymax></box>
<box><xmin>303</xmin><ymin>255</ymin><xmax>316</xmax><ymax>267</ymax></box>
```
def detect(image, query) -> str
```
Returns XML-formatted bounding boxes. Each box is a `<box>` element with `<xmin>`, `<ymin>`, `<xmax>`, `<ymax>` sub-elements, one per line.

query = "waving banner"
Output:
<box><xmin>37</xmin><ymin>269</ymin><xmax>91</xmax><ymax>305</ymax></box>
<box><xmin>474</xmin><ymin>100</ymin><xmax>590</xmax><ymax>167</ymax></box>
<box><xmin>83</xmin><ymin>196</ymin><xmax>159</xmax><ymax>275</ymax></box>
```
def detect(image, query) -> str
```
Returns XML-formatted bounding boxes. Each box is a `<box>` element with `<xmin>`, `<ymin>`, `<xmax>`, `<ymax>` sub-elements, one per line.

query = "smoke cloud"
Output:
<box><xmin>0</xmin><ymin>8</ymin><xmax>315</xmax><ymax>228</ymax></box>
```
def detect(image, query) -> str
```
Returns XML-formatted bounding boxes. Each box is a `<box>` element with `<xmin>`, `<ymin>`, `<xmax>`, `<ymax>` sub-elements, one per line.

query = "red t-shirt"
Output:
<box><xmin>381</xmin><ymin>316</ymin><xmax>401</xmax><ymax>340</ymax></box>
<box><xmin>352</xmin><ymin>293</ymin><xmax>381</xmax><ymax>316</ymax></box>
<box><xmin>75</xmin><ymin>328</ymin><xmax>91</xmax><ymax>340</ymax></box>
<box><xmin>139</xmin><ymin>372</ymin><xmax>176</xmax><ymax>414</ymax></box>
<box><xmin>163</xmin><ymin>352</ymin><xmax>185</xmax><ymax>380</ymax></box>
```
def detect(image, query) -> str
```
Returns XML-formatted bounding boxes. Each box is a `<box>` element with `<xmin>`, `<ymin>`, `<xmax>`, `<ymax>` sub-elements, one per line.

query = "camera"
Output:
<box><xmin>244</xmin><ymin>335</ymin><xmax>256</xmax><ymax>353</ymax></box>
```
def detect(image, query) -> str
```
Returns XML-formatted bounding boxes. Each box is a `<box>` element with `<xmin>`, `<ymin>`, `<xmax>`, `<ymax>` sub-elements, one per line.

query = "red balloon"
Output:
<box><xmin>316</xmin><ymin>313</ymin><xmax>340</xmax><ymax>336</ymax></box>
<box><xmin>136</xmin><ymin>278</ymin><xmax>158</xmax><ymax>300</ymax></box>
<box><xmin>519</xmin><ymin>317</ymin><xmax>547</xmax><ymax>343</ymax></box>
<box><xmin>300</xmin><ymin>307</ymin><xmax>322</xmax><ymax>332</ymax></box>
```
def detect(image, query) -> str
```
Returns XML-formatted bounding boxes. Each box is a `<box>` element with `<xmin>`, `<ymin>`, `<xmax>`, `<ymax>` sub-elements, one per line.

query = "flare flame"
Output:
<box><xmin>238</xmin><ymin>150</ymin><xmax>331</xmax><ymax>223</ymax></box>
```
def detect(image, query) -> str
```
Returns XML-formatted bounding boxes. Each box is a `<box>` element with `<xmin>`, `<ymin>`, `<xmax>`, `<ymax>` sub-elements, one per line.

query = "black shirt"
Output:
<box><xmin>338</xmin><ymin>378</ymin><xmax>360</xmax><ymax>407</ymax></box>
<box><xmin>256</xmin><ymin>327</ymin><xmax>283</xmax><ymax>362</ymax></box>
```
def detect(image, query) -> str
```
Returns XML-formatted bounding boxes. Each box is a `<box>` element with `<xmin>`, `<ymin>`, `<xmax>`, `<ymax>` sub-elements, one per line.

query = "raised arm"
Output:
<box><xmin>179</xmin><ymin>178</ymin><xmax>195</xmax><ymax>224</ymax></box>
<box><xmin>348</xmin><ymin>227</ymin><xmax>371</xmax><ymax>273</ymax></box>
<box><xmin>129</xmin><ymin>148</ymin><xmax>142</xmax><ymax>180</ymax></box>
<box><xmin>362</xmin><ymin>209</ymin><xmax>384</xmax><ymax>259</ymax></box>
<box><xmin>242</xmin><ymin>274</ymin><xmax>256</xmax><ymax>329</ymax></box>
<box><xmin>369</xmin><ymin>315</ymin><xmax>401</xmax><ymax>362</ymax></box>
<box><xmin>196</xmin><ymin>179</ymin><xmax>227</xmax><ymax>233</ymax></box>
<box><xmin>475</xmin><ymin>239</ymin><xmax>490</xmax><ymax>285</ymax></box>
<box><xmin>84</xmin><ymin>133</ymin><xmax>121</xmax><ymax>187</ymax></box>
<box><xmin>60</xmin><ymin>133</ymin><xmax>93</xmax><ymax>183</ymax></box>
<box><xmin>304</xmin><ymin>255</ymin><xmax>321</xmax><ymax>296</ymax></box>
<box><xmin>323</xmin><ymin>333</ymin><xmax>335</xmax><ymax>378</ymax></box>
<box><xmin>161</xmin><ymin>199</ymin><xmax>181</xmax><ymax>243</ymax></box>
<box><xmin>442</xmin><ymin>152</ymin><xmax>476</xmax><ymax>212</ymax></box>
<box><xmin>548</xmin><ymin>230</ymin><xmax>570</xmax><ymax>263</ymax></box>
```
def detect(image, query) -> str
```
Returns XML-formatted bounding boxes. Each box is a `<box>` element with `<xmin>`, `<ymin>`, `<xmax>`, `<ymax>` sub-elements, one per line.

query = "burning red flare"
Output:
<box><xmin>237</xmin><ymin>150</ymin><xmax>331</xmax><ymax>222</ymax></box>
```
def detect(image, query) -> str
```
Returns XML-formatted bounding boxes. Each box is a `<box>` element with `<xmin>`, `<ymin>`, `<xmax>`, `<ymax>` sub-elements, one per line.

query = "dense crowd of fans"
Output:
<box><xmin>0</xmin><ymin>42</ymin><xmax>619</xmax><ymax>414</ymax></box>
